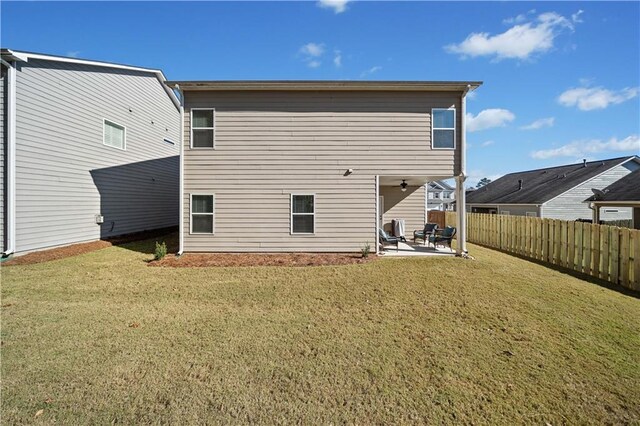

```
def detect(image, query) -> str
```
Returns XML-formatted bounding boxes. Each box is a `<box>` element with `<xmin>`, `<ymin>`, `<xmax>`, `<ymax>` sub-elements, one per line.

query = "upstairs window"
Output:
<box><xmin>191</xmin><ymin>109</ymin><xmax>215</xmax><ymax>148</ymax></box>
<box><xmin>432</xmin><ymin>108</ymin><xmax>455</xmax><ymax>149</ymax></box>
<box><xmin>104</xmin><ymin>119</ymin><xmax>126</xmax><ymax>150</ymax></box>
<box><xmin>291</xmin><ymin>194</ymin><xmax>315</xmax><ymax>234</ymax></box>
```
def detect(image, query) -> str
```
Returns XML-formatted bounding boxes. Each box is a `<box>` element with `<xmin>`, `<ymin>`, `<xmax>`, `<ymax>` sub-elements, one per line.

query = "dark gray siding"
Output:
<box><xmin>0</xmin><ymin>64</ymin><xmax>6</xmax><ymax>253</ymax></box>
<box><xmin>14</xmin><ymin>59</ymin><xmax>180</xmax><ymax>253</ymax></box>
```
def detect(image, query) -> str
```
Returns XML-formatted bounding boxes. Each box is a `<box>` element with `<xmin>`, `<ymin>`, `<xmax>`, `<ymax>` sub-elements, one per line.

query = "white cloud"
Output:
<box><xmin>299</xmin><ymin>42</ymin><xmax>326</xmax><ymax>68</ymax></box>
<box><xmin>558</xmin><ymin>85</ymin><xmax>639</xmax><ymax>111</ymax></box>
<box><xmin>445</xmin><ymin>11</ymin><xmax>580</xmax><ymax>61</ymax></box>
<box><xmin>360</xmin><ymin>65</ymin><xmax>382</xmax><ymax>78</ymax></box>
<box><xmin>333</xmin><ymin>50</ymin><xmax>342</xmax><ymax>67</ymax></box>
<box><xmin>466</xmin><ymin>109</ymin><xmax>515</xmax><ymax>132</ymax></box>
<box><xmin>481</xmin><ymin>140</ymin><xmax>495</xmax><ymax>147</ymax></box>
<box><xmin>317</xmin><ymin>0</ymin><xmax>350</xmax><ymax>14</ymax></box>
<box><xmin>571</xmin><ymin>10</ymin><xmax>584</xmax><ymax>23</ymax></box>
<box><xmin>67</xmin><ymin>51</ymin><xmax>80</xmax><ymax>58</ymax></box>
<box><xmin>300</xmin><ymin>42</ymin><xmax>325</xmax><ymax>58</ymax></box>
<box><xmin>520</xmin><ymin>117</ymin><xmax>555</xmax><ymax>130</ymax></box>
<box><xmin>530</xmin><ymin>135</ymin><xmax>640</xmax><ymax>159</ymax></box>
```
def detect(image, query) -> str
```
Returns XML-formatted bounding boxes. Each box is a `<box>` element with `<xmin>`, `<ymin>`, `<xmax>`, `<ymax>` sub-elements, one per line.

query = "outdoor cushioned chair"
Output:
<box><xmin>379</xmin><ymin>228</ymin><xmax>399</xmax><ymax>251</ymax></box>
<box><xmin>413</xmin><ymin>223</ymin><xmax>438</xmax><ymax>245</ymax></box>
<box><xmin>428</xmin><ymin>226</ymin><xmax>456</xmax><ymax>251</ymax></box>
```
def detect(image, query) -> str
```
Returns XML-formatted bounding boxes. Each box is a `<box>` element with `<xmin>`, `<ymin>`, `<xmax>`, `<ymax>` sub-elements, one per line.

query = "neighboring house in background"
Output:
<box><xmin>427</xmin><ymin>180</ymin><xmax>455</xmax><ymax>211</ymax></box>
<box><xmin>1</xmin><ymin>49</ymin><xmax>181</xmax><ymax>256</ymax></box>
<box><xmin>466</xmin><ymin>156</ymin><xmax>640</xmax><ymax>220</ymax></box>
<box><xmin>585</xmin><ymin>168</ymin><xmax>640</xmax><ymax>229</ymax></box>
<box><xmin>168</xmin><ymin>80</ymin><xmax>481</xmax><ymax>254</ymax></box>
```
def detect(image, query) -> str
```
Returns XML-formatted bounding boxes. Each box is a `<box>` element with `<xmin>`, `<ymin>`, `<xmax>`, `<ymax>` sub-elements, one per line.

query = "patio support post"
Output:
<box><xmin>375</xmin><ymin>175</ymin><xmax>380</xmax><ymax>254</ymax></box>
<box><xmin>455</xmin><ymin>176</ymin><xmax>467</xmax><ymax>255</ymax></box>
<box><xmin>456</xmin><ymin>84</ymin><xmax>471</xmax><ymax>256</ymax></box>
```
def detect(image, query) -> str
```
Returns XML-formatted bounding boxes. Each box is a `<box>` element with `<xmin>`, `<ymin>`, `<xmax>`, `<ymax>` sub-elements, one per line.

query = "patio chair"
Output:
<box><xmin>379</xmin><ymin>228</ymin><xmax>399</xmax><ymax>251</ymax></box>
<box><xmin>413</xmin><ymin>223</ymin><xmax>438</xmax><ymax>246</ymax></box>
<box><xmin>428</xmin><ymin>226</ymin><xmax>456</xmax><ymax>251</ymax></box>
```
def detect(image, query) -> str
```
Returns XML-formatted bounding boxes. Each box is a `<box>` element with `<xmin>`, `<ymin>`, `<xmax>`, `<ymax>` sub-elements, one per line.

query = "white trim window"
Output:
<box><xmin>191</xmin><ymin>109</ymin><xmax>215</xmax><ymax>148</ymax></box>
<box><xmin>291</xmin><ymin>194</ymin><xmax>315</xmax><ymax>234</ymax></box>
<box><xmin>526</xmin><ymin>212</ymin><xmax>537</xmax><ymax>217</ymax></box>
<box><xmin>432</xmin><ymin>108</ymin><xmax>456</xmax><ymax>149</ymax></box>
<box><xmin>190</xmin><ymin>194</ymin><xmax>215</xmax><ymax>234</ymax></box>
<box><xmin>103</xmin><ymin>119</ymin><xmax>126</xmax><ymax>150</ymax></box>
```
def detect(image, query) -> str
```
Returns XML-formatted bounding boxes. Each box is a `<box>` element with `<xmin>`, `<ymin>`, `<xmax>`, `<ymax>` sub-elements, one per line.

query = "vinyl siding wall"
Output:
<box><xmin>0</xmin><ymin>65</ymin><xmax>7</xmax><ymax>252</ymax></box>
<box><xmin>380</xmin><ymin>185</ymin><xmax>426</xmax><ymax>237</ymax></box>
<box><xmin>13</xmin><ymin>59</ymin><xmax>180</xmax><ymax>253</ymax></box>
<box><xmin>183</xmin><ymin>90</ymin><xmax>461</xmax><ymax>252</ymax></box>
<box><xmin>543</xmin><ymin>162</ymin><xmax>639</xmax><ymax>221</ymax></box>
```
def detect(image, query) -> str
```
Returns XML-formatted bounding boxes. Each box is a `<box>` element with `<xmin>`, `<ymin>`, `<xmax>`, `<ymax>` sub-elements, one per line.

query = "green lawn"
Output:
<box><xmin>2</xmin><ymin>236</ymin><xmax>639</xmax><ymax>424</ymax></box>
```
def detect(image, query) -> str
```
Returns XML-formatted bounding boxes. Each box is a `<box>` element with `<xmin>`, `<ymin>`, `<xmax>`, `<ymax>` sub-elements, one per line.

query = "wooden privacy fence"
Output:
<box><xmin>445</xmin><ymin>212</ymin><xmax>640</xmax><ymax>291</ymax></box>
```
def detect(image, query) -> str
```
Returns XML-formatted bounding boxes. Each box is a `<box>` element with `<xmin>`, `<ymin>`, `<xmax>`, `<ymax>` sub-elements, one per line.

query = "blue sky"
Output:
<box><xmin>2</xmin><ymin>1</ymin><xmax>639</xmax><ymax>186</ymax></box>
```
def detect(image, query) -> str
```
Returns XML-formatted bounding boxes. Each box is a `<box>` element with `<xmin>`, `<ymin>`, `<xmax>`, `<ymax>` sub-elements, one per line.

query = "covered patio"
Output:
<box><xmin>376</xmin><ymin>174</ymin><xmax>466</xmax><ymax>256</ymax></box>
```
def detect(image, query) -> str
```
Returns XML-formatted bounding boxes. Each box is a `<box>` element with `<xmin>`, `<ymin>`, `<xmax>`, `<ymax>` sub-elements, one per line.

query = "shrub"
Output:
<box><xmin>154</xmin><ymin>241</ymin><xmax>167</xmax><ymax>260</ymax></box>
<box><xmin>361</xmin><ymin>242</ymin><xmax>371</xmax><ymax>258</ymax></box>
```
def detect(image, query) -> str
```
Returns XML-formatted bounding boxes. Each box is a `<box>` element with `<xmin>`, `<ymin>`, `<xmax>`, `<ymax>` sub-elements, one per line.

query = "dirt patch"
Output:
<box><xmin>150</xmin><ymin>252</ymin><xmax>377</xmax><ymax>268</ymax></box>
<box><xmin>3</xmin><ymin>227</ymin><xmax>177</xmax><ymax>266</ymax></box>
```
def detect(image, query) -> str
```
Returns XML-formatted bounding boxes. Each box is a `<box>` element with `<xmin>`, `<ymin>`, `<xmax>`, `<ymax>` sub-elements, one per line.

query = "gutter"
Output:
<box><xmin>2</xmin><ymin>60</ymin><xmax>17</xmax><ymax>256</ymax></box>
<box><xmin>175</xmin><ymin>84</ymin><xmax>185</xmax><ymax>255</ymax></box>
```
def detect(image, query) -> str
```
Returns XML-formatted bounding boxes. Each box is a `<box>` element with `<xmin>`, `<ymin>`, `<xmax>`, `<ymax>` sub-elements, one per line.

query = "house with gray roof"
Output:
<box><xmin>585</xmin><ymin>168</ymin><xmax>640</xmax><ymax>229</ymax></box>
<box><xmin>1</xmin><ymin>49</ymin><xmax>180</xmax><ymax>256</ymax></box>
<box><xmin>466</xmin><ymin>156</ymin><xmax>640</xmax><ymax>221</ymax></box>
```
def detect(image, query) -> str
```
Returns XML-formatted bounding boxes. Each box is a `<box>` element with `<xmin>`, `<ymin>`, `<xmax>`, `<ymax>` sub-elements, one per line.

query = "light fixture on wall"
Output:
<box><xmin>400</xmin><ymin>179</ymin><xmax>408</xmax><ymax>192</ymax></box>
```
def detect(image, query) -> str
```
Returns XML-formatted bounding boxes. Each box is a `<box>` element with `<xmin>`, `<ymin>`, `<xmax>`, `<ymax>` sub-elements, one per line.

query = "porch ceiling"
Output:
<box><xmin>379</xmin><ymin>176</ymin><xmax>451</xmax><ymax>187</ymax></box>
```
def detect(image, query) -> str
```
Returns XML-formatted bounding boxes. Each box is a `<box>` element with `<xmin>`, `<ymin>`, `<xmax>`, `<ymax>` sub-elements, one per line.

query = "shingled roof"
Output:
<box><xmin>585</xmin><ymin>168</ymin><xmax>640</xmax><ymax>203</ymax></box>
<box><xmin>467</xmin><ymin>156</ymin><xmax>639</xmax><ymax>205</ymax></box>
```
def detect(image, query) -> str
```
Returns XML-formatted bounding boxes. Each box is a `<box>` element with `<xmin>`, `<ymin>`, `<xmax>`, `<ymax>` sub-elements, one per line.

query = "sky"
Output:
<box><xmin>2</xmin><ymin>1</ymin><xmax>639</xmax><ymax>186</ymax></box>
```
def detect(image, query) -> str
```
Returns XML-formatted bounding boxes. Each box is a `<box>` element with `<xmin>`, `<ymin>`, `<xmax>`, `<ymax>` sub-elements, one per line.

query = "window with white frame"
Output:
<box><xmin>291</xmin><ymin>194</ymin><xmax>315</xmax><ymax>234</ymax></box>
<box><xmin>191</xmin><ymin>109</ymin><xmax>215</xmax><ymax>148</ymax></box>
<box><xmin>191</xmin><ymin>194</ymin><xmax>214</xmax><ymax>234</ymax></box>
<box><xmin>502</xmin><ymin>211</ymin><xmax>511</xmax><ymax>215</ymax></box>
<box><xmin>432</xmin><ymin>108</ymin><xmax>455</xmax><ymax>149</ymax></box>
<box><xmin>526</xmin><ymin>212</ymin><xmax>537</xmax><ymax>217</ymax></box>
<box><xmin>103</xmin><ymin>119</ymin><xmax>126</xmax><ymax>150</ymax></box>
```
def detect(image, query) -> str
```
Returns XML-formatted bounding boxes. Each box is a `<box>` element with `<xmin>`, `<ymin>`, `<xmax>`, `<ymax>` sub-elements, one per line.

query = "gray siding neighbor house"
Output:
<box><xmin>427</xmin><ymin>180</ymin><xmax>455</xmax><ymax>211</ymax></box>
<box><xmin>585</xmin><ymin>168</ymin><xmax>640</xmax><ymax>229</ymax></box>
<box><xmin>0</xmin><ymin>49</ymin><xmax>181</xmax><ymax>256</ymax></box>
<box><xmin>466</xmin><ymin>156</ymin><xmax>640</xmax><ymax>221</ymax></box>
<box><xmin>168</xmin><ymin>80</ymin><xmax>481</xmax><ymax>254</ymax></box>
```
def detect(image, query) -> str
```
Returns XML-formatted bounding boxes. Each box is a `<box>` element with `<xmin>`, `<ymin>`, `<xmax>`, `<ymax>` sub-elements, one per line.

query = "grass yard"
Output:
<box><xmin>2</xmin><ymin>236</ymin><xmax>639</xmax><ymax>424</ymax></box>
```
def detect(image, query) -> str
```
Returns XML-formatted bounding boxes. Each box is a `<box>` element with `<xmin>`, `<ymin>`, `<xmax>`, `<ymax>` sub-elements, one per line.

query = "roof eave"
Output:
<box><xmin>165</xmin><ymin>80</ymin><xmax>483</xmax><ymax>92</ymax></box>
<box><xmin>1</xmin><ymin>48</ymin><xmax>180</xmax><ymax>109</ymax></box>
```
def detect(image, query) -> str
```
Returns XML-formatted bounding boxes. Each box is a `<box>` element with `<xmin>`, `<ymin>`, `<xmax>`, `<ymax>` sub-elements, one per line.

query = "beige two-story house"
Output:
<box><xmin>167</xmin><ymin>81</ymin><xmax>480</xmax><ymax>255</ymax></box>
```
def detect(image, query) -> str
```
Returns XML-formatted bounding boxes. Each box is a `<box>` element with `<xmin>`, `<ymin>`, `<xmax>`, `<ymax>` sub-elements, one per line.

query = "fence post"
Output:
<box><xmin>611</xmin><ymin>227</ymin><xmax>620</xmax><ymax>285</ymax></box>
<box><xmin>620</xmin><ymin>228</ymin><xmax>630</xmax><ymax>287</ymax></box>
<box><xmin>601</xmin><ymin>225</ymin><xmax>610</xmax><ymax>281</ymax></box>
<box><xmin>631</xmin><ymin>229</ymin><xmax>640</xmax><ymax>291</ymax></box>
<box><xmin>592</xmin><ymin>224</ymin><xmax>600</xmax><ymax>279</ymax></box>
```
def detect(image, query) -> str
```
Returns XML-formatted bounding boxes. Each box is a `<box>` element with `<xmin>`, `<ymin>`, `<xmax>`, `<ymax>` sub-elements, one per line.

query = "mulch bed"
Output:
<box><xmin>150</xmin><ymin>253</ymin><xmax>377</xmax><ymax>268</ymax></box>
<box><xmin>2</xmin><ymin>227</ymin><xmax>177</xmax><ymax>266</ymax></box>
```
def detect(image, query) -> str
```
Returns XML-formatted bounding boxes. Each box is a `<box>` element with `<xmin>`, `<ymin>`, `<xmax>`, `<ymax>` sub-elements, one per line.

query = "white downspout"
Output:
<box><xmin>2</xmin><ymin>60</ymin><xmax>17</xmax><ymax>257</ymax></box>
<box><xmin>375</xmin><ymin>175</ymin><xmax>379</xmax><ymax>254</ymax></box>
<box><xmin>175</xmin><ymin>85</ymin><xmax>185</xmax><ymax>255</ymax></box>
<box><xmin>455</xmin><ymin>84</ymin><xmax>471</xmax><ymax>256</ymax></box>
